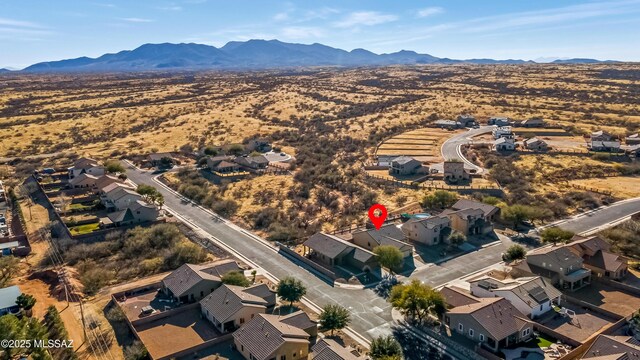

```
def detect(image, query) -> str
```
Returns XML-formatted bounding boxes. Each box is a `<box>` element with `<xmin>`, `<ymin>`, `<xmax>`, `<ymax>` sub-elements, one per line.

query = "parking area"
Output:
<box><xmin>135</xmin><ymin>308</ymin><xmax>222</xmax><ymax>359</ymax></box>
<box><xmin>572</xmin><ymin>282</ymin><xmax>640</xmax><ymax>317</ymax></box>
<box><xmin>536</xmin><ymin>303</ymin><xmax>617</xmax><ymax>343</ymax></box>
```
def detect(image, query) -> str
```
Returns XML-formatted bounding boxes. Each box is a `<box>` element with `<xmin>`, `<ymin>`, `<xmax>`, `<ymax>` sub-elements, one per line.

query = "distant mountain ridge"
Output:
<box><xmin>19</xmin><ymin>40</ymin><xmax>618</xmax><ymax>72</ymax></box>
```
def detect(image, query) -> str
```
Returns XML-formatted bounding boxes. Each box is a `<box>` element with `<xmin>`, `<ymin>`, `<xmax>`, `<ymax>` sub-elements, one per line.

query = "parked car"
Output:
<box><xmin>42</xmin><ymin>168</ymin><xmax>56</xmax><ymax>174</ymax></box>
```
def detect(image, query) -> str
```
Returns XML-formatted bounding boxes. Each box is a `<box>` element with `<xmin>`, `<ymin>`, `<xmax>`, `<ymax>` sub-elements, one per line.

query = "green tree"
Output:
<box><xmin>221</xmin><ymin>271</ymin><xmax>251</xmax><ymax>287</ymax></box>
<box><xmin>540</xmin><ymin>227</ymin><xmax>575</xmax><ymax>246</ymax></box>
<box><xmin>374</xmin><ymin>245</ymin><xmax>404</xmax><ymax>274</ymax></box>
<box><xmin>390</xmin><ymin>280</ymin><xmax>445</xmax><ymax>322</ymax></box>
<box><xmin>504</xmin><ymin>244</ymin><xmax>526</xmax><ymax>261</ymax></box>
<box><xmin>277</xmin><ymin>276</ymin><xmax>307</xmax><ymax>307</ymax></box>
<box><xmin>203</xmin><ymin>146</ymin><xmax>219</xmax><ymax>156</ymax></box>
<box><xmin>0</xmin><ymin>315</ymin><xmax>23</xmax><ymax>359</ymax></box>
<box><xmin>501</xmin><ymin>205</ymin><xmax>547</xmax><ymax>230</ymax></box>
<box><xmin>16</xmin><ymin>293</ymin><xmax>37</xmax><ymax>311</ymax></box>
<box><xmin>370</xmin><ymin>335</ymin><xmax>403</xmax><ymax>360</ymax></box>
<box><xmin>136</xmin><ymin>184</ymin><xmax>164</xmax><ymax>207</ymax></box>
<box><xmin>447</xmin><ymin>232</ymin><xmax>466</xmax><ymax>246</ymax></box>
<box><xmin>319</xmin><ymin>304</ymin><xmax>351</xmax><ymax>336</ymax></box>
<box><xmin>24</xmin><ymin>317</ymin><xmax>50</xmax><ymax>360</ymax></box>
<box><xmin>158</xmin><ymin>157</ymin><xmax>174</xmax><ymax>169</ymax></box>
<box><xmin>421</xmin><ymin>190</ymin><xmax>458</xmax><ymax>209</ymax></box>
<box><xmin>227</xmin><ymin>143</ymin><xmax>245</xmax><ymax>156</ymax></box>
<box><xmin>105</xmin><ymin>160</ymin><xmax>125</xmax><ymax>174</ymax></box>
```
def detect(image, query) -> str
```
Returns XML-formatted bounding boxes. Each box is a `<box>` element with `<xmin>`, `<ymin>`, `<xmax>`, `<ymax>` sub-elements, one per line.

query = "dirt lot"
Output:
<box><xmin>572</xmin><ymin>282</ymin><xmax>640</xmax><ymax>317</ymax></box>
<box><xmin>376</xmin><ymin>128</ymin><xmax>462</xmax><ymax>164</ymax></box>
<box><xmin>569</xmin><ymin>176</ymin><xmax>640</xmax><ymax>198</ymax></box>
<box><xmin>134</xmin><ymin>307</ymin><xmax>222</xmax><ymax>359</ymax></box>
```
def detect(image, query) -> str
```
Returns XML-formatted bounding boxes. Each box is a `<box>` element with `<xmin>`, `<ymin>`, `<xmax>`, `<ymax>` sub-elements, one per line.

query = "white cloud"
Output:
<box><xmin>281</xmin><ymin>26</ymin><xmax>325</xmax><ymax>39</ymax></box>
<box><xmin>120</xmin><ymin>17</ymin><xmax>154</xmax><ymax>23</ymax></box>
<box><xmin>0</xmin><ymin>17</ymin><xmax>51</xmax><ymax>41</ymax></box>
<box><xmin>273</xmin><ymin>12</ymin><xmax>289</xmax><ymax>21</ymax></box>
<box><xmin>333</xmin><ymin>11</ymin><xmax>398</xmax><ymax>28</ymax></box>
<box><xmin>158</xmin><ymin>5</ymin><xmax>182</xmax><ymax>11</ymax></box>
<box><xmin>417</xmin><ymin>7</ymin><xmax>443</xmax><ymax>18</ymax></box>
<box><xmin>0</xmin><ymin>17</ymin><xmax>44</xmax><ymax>29</ymax></box>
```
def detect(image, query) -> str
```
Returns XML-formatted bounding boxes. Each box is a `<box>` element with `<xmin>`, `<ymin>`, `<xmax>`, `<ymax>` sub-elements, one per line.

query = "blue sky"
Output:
<box><xmin>2</xmin><ymin>0</ymin><xmax>640</xmax><ymax>68</ymax></box>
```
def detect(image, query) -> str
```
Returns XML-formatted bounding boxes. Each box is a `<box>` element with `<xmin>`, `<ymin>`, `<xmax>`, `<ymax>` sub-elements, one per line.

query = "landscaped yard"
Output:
<box><xmin>69</xmin><ymin>203</ymin><xmax>96</xmax><ymax>211</ymax></box>
<box><xmin>536</xmin><ymin>334</ymin><xmax>554</xmax><ymax>348</ymax></box>
<box><xmin>68</xmin><ymin>222</ymin><xmax>100</xmax><ymax>235</ymax></box>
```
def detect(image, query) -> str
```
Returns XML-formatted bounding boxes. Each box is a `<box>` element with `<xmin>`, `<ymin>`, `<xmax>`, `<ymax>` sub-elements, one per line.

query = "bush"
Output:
<box><xmin>370</xmin><ymin>336</ymin><xmax>403</xmax><ymax>360</ymax></box>
<box><xmin>504</xmin><ymin>244</ymin><xmax>526</xmax><ymax>261</ymax></box>
<box><xmin>80</xmin><ymin>267</ymin><xmax>114</xmax><ymax>295</ymax></box>
<box><xmin>221</xmin><ymin>271</ymin><xmax>251</xmax><ymax>287</ymax></box>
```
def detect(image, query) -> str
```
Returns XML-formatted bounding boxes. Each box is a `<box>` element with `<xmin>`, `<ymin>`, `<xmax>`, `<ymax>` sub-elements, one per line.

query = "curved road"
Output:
<box><xmin>440</xmin><ymin>125</ymin><xmax>494</xmax><ymax>174</ymax></box>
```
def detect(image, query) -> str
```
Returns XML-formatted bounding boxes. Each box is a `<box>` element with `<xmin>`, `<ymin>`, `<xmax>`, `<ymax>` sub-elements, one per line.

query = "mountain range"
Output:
<box><xmin>14</xmin><ymin>40</ymin><xmax>617</xmax><ymax>72</ymax></box>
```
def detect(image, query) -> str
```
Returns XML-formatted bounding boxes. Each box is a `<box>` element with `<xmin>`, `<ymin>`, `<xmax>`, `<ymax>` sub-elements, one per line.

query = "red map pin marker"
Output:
<box><xmin>368</xmin><ymin>204</ymin><xmax>388</xmax><ymax>230</ymax></box>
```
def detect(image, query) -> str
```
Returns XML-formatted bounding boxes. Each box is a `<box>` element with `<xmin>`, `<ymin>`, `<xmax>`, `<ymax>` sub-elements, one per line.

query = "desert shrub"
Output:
<box><xmin>80</xmin><ymin>267</ymin><xmax>115</xmax><ymax>295</ymax></box>
<box><xmin>601</xmin><ymin>220</ymin><xmax>640</xmax><ymax>259</ymax></box>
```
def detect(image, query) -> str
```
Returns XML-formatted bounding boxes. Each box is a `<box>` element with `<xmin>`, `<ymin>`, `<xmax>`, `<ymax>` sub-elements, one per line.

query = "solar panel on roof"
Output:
<box><xmin>529</xmin><ymin>286</ymin><xmax>549</xmax><ymax>303</ymax></box>
<box><xmin>478</xmin><ymin>280</ymin><xmax>498</xmax><ymax>290</ymax></box>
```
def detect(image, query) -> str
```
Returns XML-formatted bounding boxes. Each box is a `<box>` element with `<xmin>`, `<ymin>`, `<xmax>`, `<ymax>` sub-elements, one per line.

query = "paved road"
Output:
<box><xmin>440</xmin><ymin>126</ymin><xmax>494</xmax><ymax>174</ymax></box>
<box><xmin>123</xmin><ymin>163</ymin><xmax>393</xmax><ymax>343</ymax></box>
<box><xmin>547</xmin><ymin>197</ymin><xmax>640</xmax><ymax>235</ymax></box>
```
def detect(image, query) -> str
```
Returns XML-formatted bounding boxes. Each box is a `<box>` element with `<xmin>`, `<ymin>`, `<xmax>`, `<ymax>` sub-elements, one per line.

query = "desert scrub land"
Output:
<box><xmin>1</xmin><ymin>64</ymin><xmax>640</xmax><ymax>159</ymax></box>
<box><xmin>2</xmin><ymin>64</ymin><xmax>640</xmax><ymax>240</ymax></box>
<box><xmin>49</xmin><ymin>223</ymin><xmax>211</xmax><ymax>295</ymax></box>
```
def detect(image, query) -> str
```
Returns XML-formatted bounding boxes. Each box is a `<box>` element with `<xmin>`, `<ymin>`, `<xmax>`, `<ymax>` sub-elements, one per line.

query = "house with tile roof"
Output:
<box><xmin>488</xmin><ymin>117</ymin><xmax>511</xmax><ymax>126</ymax></box>
<box><xmin>580</xmin><ymin>335</ymin><xmax>640</xmax><ymax>359</ymax></box>
<box><xmin>311</xmin><ymin>338</ymin><xmax>360</xmax><ymax>360</ymax></box>
<box><xmin>512</xmin><ymin>246</ymin><xmax>591</xmax><ymax>291</ymax></box>
<box><xmin>233</xmin><ymin>312</ymin><xmax>312</xmax><ymax>360</ymax></box>
<box><xmin>70</xmin><ymin>173</ymin><xmax>121</xmax><ymax>191</ymax></box>
<box><xmin>469</xmin><ymin>275</ymin><xmax>562</xmax><ymax>319</ymax></box>
<box><xmin>280</xmin><ymin>311</ymin><xmax>318</xmax><ymax>338</ymax></box>
<box><xmin>440</xmin><ymin>207</ymin><xmax>492</xmax><ymax>236</ymax></box>
<box><xmin>235</xmin><ymin>154</ymin><xmax>269</xmax><ymax>169</ymax></box>
<box><xmin>401</xmin><ymin>215</ymin><xmax>452</xmax><ymax>245</ymax></box>
<box><xmin>103</xmin><ymin>199</ymin><xmax>160</xmax><ymax>227</ymax></box>
<box><xmin>519</xmin><ymin>117</ymin><xmax>545</xmax><ymax>128</ymax></box>
<box><xmin>68</xmin><ymin>157</ymin><xmax>105</xmax><ymax>179</ymax></box>
<box><xmin>626</xmin><ymin>133</ymin><xmax>640</xmax><ymax>145</ymax></box>
<box><xmin>523</xmin><ymin>137</ymin><xmax>549</xmax><ymax>151</ymax></box>
<box><xmin>200</xmin><ymin>283</ymin><xmax>276</xmax><ymax>333</ymax></box>
<box><xmin>161</xmin><ymin>260</ymin><xmax>242</xmax><ymax>303</ymax></box>
<box><xmin>443</xmin><ymin>160</ymin><xmax>471</xmax><ymax>183</ymax></box>
<box><xmin>351</xmin><ymin>224</ymin><xmax>414</xmax><ymax>258</ymax></box>
<box><xmin>567</xmin><ymin>236</ymin><xmax>628</xmax><ymax>280</ymax></box>
<box><xmin>303</xmin><ymin>233</ymin><xmax>379</xmax><ymax>274</ymax></box>
<box><xmin>442</xmin><ymin>289</ymin><xmax>534</xmax><ymax>353</ymax></box>
<box><xmin>100</xmin><ymin>183</ymin><xmax>141</xmax><ymax>211</ymax></box>
<box><xmin>494</xmin><ymin>137</ymin><xmax>516</xmax><ymax>152</ymax></box>
<box><xmin>388</xmin><ymin>156</ymin><xmax>428</xmax><ymax>176</ymax></box>
<box><xmin>591</xmin><ymin>130</ymin><xmax>614</xmax><ymax>142</ymax></box>
<box><xmin>440</xmin><ymin>286</ymin><xmax>482</xmax><ymax>308</ymax></box>
<box><xmin>451</xmin><ymin>199</ymin><xmax>500</xmax><ymax>222</ymax></box>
